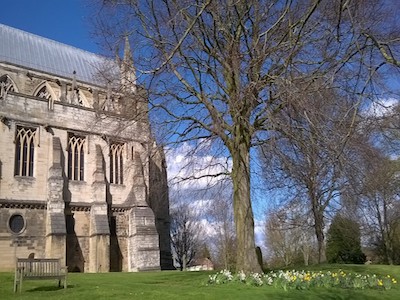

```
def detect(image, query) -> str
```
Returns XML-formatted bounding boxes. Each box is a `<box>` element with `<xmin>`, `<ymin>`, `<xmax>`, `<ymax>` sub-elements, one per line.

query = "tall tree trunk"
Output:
<box><xmin>309</xmin><ymin>181</ymin><xmax>326</xmax><ymax>264</ymax></box>
<box><xmin>313</xmin><ymin>209</ymin><xmax>326</xmax><ymax>263</ymax></box>
<box><xmin>301</xmin><ymin>244</ymin><xmax>310</xmax><ymax>266</ymax></box>
<box><xmin>383</xmin><ymin>200</ymin><xmax>394</xmax><ymax>265</ymax></box>
<box><xmin>231</xmin><ymin>139</ymin><xmax>262</xmax><ymax>273</ymax></box>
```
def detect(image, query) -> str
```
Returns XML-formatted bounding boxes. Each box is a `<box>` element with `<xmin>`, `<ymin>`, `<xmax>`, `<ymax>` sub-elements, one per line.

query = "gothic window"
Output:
<box><xmin>0</xmin><ymin>75</ymin><xmax>16</xmax><ymax>98</ymax></box>
<box><xmin>110</xmin><ymin>143</ymin><xmax>124</xmax><ymax>184</ymax></box>
<box><xmin>68</xmin><ymin>133</ymin><xmax>85</xmax><ymax>181</ymax></box>
<box><xmin>14</xmin><ymin>126</ymin><xmax>36</xmax><ymax>177</ymax></box>
<box><xmin>35</xmin><ymin>85</ymin><xmax>52</xmax><ymax>100</ymax></box>
<box><xmin>77</xmin><ymin>90</ymin><xmax>89</xmax><ymax>107</ymax></box>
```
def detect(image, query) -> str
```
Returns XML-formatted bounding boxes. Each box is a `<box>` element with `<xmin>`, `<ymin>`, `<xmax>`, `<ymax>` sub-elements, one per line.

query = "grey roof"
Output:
<box><xmin>0</xmin><ymin>24</ymin><xmax>114</xmax><ymax>85</ymax></box>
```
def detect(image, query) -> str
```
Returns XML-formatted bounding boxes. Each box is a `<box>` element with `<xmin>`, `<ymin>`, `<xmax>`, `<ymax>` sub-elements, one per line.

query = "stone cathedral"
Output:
<box><xmin>0</xmin><ymin>24</ymin><xmax>173</xmax><ymax>272</ymax></box>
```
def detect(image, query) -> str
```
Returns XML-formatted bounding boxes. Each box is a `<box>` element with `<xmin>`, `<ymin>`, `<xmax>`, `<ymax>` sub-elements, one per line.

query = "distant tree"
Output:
<box><xmin>326</xmin><ymin>215</ymin><xmax>366</xmax><ymax>264</ymax></box>
<box><xmin>207</xmin><ymin>194</ymin><xmax>237</xmax><ymax>270</ymax></box>
<box><xmin>265</xmin><ymin>202</ymin><xmax>315</xmax><ymax>267</ymax></box>
<box><xmin>360</xmin><ymin>157</ymin><xmax>400</xmax><ymax>264</ymax></box>
<box><xmin>170</xmin><ymin>203</ymin><xmax>202</xmax><ymax>270</ymax></box>
<box><xmin>199</xmin><ymin>243</ymin><xmax>212</xmax><ymax>260</ymax></box>
<box><xmin>265</xmin><ymin>209</ymin><xmax>298</xmax><ymax>267</ymax></box>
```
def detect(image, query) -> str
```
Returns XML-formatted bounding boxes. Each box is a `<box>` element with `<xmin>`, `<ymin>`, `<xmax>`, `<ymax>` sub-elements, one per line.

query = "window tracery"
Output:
<box><xmin>0</xmin><ymin>75</ymin><xmax>16</xmax><ymax>99</ymax></box>
<box><xmin>110</xmin><ymin>143</ymin><xmax>124</xmax><ymax>184</ymax></box>
<box><xmin>35</xmin><ymin>86</ymin><xmax>52</xmax><ymax>100</ymax></box>
<box><xmin>68</xmin><ymin>134</ymin><xmax>85</xmax><ymax>181</ymax></box>
<box><xmin>15</xmin><ymin>126</ymin><xmax>36</xmax><ymax>177</ymax></box>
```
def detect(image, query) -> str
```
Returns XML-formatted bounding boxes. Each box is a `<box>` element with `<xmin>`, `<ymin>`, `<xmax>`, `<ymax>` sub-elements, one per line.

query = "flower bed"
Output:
<box><xmin>207</xmin><ymin>269</ymin><xmax>397</xmax><ymax>290</ymax></box>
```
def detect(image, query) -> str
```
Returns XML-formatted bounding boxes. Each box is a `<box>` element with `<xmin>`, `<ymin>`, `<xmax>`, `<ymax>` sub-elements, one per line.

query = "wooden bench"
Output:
<box><xmin>14</xmin><ymin>258</ymin><xmax>67</xmax><ymax>292</ymax></box>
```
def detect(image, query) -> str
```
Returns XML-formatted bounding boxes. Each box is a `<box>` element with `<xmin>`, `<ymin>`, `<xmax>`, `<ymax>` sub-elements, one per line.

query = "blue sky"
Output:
<box><xmin>0</xmin><ymin>0</ymin><xmax>98</xmax><ymax>53</ymax></box>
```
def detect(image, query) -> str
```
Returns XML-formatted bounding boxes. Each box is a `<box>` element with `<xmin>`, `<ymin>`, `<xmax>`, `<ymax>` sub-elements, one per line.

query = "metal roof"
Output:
<box><xmin>0</xmin><ymin>24</ymin><xmax>113</xmax><ymax>85</ymax></box>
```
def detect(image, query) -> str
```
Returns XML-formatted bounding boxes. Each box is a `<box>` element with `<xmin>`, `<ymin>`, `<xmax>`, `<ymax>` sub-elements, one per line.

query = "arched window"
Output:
<box><xmin>68</xmin><ymin>133</ymin><xmax>85</xmax><ymax>181</ymax></box>
<box><xmin>35</xmin><ymin>85</ymin><xmax>52</xmax><ymax>100</ymax></box>
<box><xmin>0</xmin><ymin>75</ymin><xmax>17</xmax><ymax>98</ymax></box>
<box><xmin>110</xmin><ymin>143</ymin><xmax>124</xmax><ymax>184</ymax></box>
<box><xmin>15</xmin><ymin>126</ymin><xmax>36</xmax><ymax>177</ymax></box>
<box><xmin>77</xmin><ymin>90</ymin><xmax>89</xmax><ymax>107</ymax></box>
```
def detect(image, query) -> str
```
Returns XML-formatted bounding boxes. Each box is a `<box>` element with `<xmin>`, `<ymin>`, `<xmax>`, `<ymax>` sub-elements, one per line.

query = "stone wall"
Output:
<box><xmin>0</xmin><ymin>61</ymin><xmax>172</xmax><ymax>272</ymax></box>
<box><xmin>0</xmin><ymin>207</ymin><xmax>46</xmax><ymax>271</ymax></box>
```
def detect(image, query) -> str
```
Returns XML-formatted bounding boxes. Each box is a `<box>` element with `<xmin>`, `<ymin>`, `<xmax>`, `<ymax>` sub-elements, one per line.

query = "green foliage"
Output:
<box><xmin>327</xmin><ymin>215</ymin><xmax>366</xmax><ymax>264</ymax></box>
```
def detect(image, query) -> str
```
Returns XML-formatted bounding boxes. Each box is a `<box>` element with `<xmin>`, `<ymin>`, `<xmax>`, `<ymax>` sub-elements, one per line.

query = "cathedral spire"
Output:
<box><xmin>123</xmin><ymin>35</ymin><xmax>133</xmax><ymax>66</ymax></box>
<box><xmin>121</xmin><ymin>35</ymin><xmax>136</xmax><ymax>93</ymax></box>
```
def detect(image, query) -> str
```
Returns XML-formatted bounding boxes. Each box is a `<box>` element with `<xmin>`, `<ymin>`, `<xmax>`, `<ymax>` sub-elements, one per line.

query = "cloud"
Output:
<box><xmin>254</xmin><ymin>219</ymin><xmax>266</xmax><ymax>246</ymax></box>
<box><xmin>364</xmin><ymin>98</ymin><xmax>399</xmax><ymax>117</ymax></box>
<box><xmin>165</xmin><ymin>142</ymin><xmax>231</xmax><ymax>190</ymax></box>
<box><xmin>198</xmin><ymin>218</ymin><xmax>218</xmax><ymax>237</ymax></box>
<box><xmin>190</xmin><ymin>199</ymin><xmax>213</xmax><ymax>210</ymax></box>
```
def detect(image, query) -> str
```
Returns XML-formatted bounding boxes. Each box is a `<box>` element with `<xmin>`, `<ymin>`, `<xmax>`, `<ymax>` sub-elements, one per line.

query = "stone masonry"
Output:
<box><xmin>0</xmin><ymin>24</ymin><xmax>173</xmax><ymax>272</ymax></box>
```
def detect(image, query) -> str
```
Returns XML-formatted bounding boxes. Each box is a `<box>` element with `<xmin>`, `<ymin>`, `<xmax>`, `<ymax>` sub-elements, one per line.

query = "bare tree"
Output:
<box><xmin>360</xmin><ymin>156</ymin><xmax>400</xmax><ymax>264</ymax></box>
<box><xmin>346</xmin><ymin>101</ymin><xmax>400</xmax><ymax>264</ymax></box>
<box><xmin>170</xmin><ymin>202</ymin><xmax>203</xmax><ymax>270</ymax></box>
<box><xmin>260</xmin><ymin>85</ymin><xmax>365</xmax><ymax>262</ymax></box>
<box><xmin>265</xmin><ymin>201</ymin><xmax>315</xmax><ymax>267</ymax></box>
<box><xmin>93</xmin><ymin>0</ymin><xmax>400</xmax><ymax>271</ymax></box>
<box><xmin>265</xmin><ymin>210</ymin><xmax>299</xmax><ymax>267</ymax></box>
<box><xmin>207</xmin><ymin>193</ymin><xmax>237</xmax><ymax>270</ymax></box>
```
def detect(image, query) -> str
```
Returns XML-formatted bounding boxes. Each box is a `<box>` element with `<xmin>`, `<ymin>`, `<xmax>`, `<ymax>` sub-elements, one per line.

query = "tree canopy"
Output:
<box><xmin>93</xmin><ymin>0</ymin><xmax>400</xmax><ymax>272</ymax></box>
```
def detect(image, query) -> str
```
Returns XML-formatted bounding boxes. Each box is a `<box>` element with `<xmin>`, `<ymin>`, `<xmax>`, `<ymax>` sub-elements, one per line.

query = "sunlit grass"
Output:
<box><xmin>0</xmin><ymin>264</ymin><xmax>399</xmax><ymax>299</ymax></box>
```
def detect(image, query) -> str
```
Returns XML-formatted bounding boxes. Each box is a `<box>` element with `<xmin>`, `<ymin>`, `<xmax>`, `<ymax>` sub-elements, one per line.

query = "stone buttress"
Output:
<box><xmin>89</xmin><ymin>145</ymin><xmax>110</xmax><ymax>272</ymax></box>
<box><xmin>45</xmin><ymin>137</ymin><xmax>67</xmax><ymax>265</ymax></box>
<box><xmin>127</xmin><ymin>152</ymin><xmax>160</xmax><ymax>271</ymax></box>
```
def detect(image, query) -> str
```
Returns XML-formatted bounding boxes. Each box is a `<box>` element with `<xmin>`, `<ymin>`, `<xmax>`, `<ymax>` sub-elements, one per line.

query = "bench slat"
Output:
<box><xmin>14</xmin><ymin>258</ymin><xmax>67</xmax><ymax>293</ymax></box>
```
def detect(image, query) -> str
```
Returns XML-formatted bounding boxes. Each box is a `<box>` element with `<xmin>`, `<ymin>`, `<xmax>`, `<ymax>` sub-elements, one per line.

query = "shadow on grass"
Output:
<box><xmin>27</xmin><ymin>285</ymin><xmax>74</xmax><ymax>292</ymax></box>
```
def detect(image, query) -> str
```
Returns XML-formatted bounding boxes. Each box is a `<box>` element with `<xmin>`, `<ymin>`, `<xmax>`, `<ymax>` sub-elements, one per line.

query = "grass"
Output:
<box><xmin>0</xmin><ymin>264</ymin><xmax>399</xmax><ymax>299</ymax></box>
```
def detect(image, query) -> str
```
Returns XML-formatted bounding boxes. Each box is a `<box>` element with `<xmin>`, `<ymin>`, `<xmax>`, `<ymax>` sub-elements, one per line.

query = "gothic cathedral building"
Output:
<box><xmin>0</xmin><ymin>24</ymin><xmax>173</xmax><ymax>272</ymax></box>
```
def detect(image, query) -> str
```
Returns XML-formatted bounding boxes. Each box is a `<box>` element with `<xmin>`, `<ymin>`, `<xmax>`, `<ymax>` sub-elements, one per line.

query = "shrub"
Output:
<box><xmin>326</xmin><ymin>214</ymin><xmax>366</xmax><ymax>264</ymax></box>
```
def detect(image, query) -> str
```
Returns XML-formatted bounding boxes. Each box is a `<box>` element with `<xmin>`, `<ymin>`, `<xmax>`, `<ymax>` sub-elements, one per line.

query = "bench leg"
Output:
<box><xmin>14</xmin><ymin>270</ymin><xmax>21</xmax><ymax>293</ymax></box>
<box><xmin>13</xmin><ymin>277</ymin><xmax>17</xmax><ymax>293</ymax></box>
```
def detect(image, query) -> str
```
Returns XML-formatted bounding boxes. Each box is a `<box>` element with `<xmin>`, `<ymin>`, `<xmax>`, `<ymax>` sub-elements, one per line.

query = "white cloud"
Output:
<box><xmin>365</xmin><ymin>98</ymin><xmax>399</xmax><ymax>118</ymax></box>
<box><xmin>189</xmin><ymin>199</ymin><xmax>213</xmax><ymax>210</ymax></box>
<box><xmin>254</xmin><ymin>219</ymin><xmax>266</xmax><ymax>246</ymax></box>
<box><xmin>165</xmin><ymin>142</ymin><xmax>231</xmax><ymax>190</ymax></box>
<box><xmin>198</xmin><ymin>218</ymin><xmax>218</xmax><ymax>237</ymax></box>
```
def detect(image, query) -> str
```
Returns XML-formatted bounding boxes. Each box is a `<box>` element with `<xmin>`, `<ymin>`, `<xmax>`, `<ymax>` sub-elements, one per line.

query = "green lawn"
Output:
<box><xmin>1</xmin><ymin>264</ymin><xmax>399</xmax><ymax>299</ymax></box>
